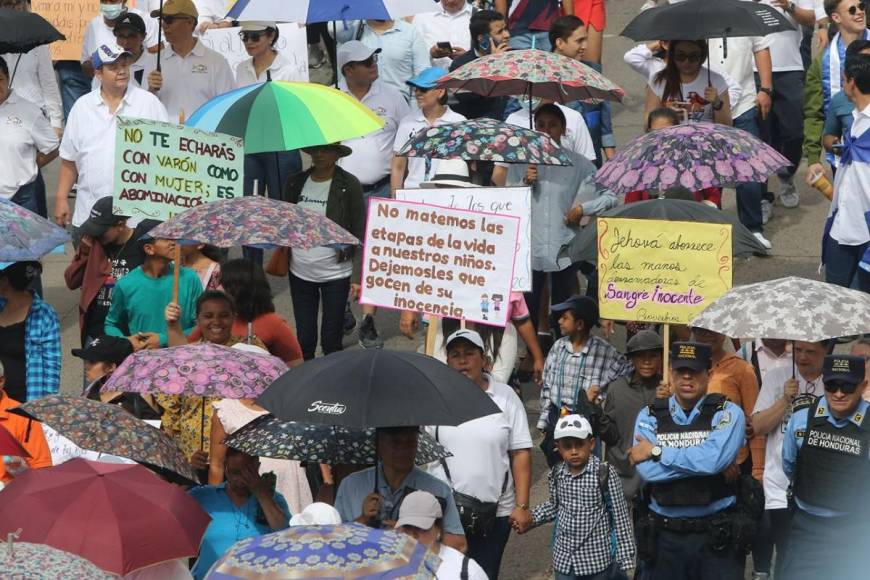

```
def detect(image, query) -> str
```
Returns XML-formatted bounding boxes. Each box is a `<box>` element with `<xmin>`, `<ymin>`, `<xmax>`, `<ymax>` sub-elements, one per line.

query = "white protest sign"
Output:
<box><xmin>361</xmin><ymin>199</ymin><xmax>520</xmax><ymax>327</ymax></box>
<box><xmin>200</xmin><ymin>23</ymin><xmax>309</xmax><ymax>81</ymax></box>
<box><xmin>397</xmin><ymin>187</ymin><xmax>532</xmax><ymax>292</ymax></box>
<box><xmin>42</xmin><ymin>425</ymin><xmax>136</xmax><ymax>467</ymax></box>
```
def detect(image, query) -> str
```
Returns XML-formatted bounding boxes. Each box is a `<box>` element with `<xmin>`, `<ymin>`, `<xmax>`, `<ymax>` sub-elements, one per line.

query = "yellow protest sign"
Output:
<box><xmin>597</xmin><ymin>217</ymin><xmax>732</xmax><ymax>324</ymax></box>
<box><xmin>32</xmin><ymin>0</ymin><xmax>99</xmax><ymax>61</ymax></box>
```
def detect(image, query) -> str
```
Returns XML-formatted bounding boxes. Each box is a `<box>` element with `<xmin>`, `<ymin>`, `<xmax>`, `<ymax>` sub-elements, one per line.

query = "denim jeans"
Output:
<box><xmin>555</xmin><ymin>565</ymin><xmax>627</xmax><ymax>580</ymax></box>
<box><xmin>243</xmin><ymin>151</ymin><xmax>302</xmax><ymax>264</ymax></box>
<box><xmin>466</xmin><ymin>516</ymin><xmax>511</xmax><ymax>580</ymax></box>
<box><xmin>288</xmin><ymin>273</ymin><xmax>350</xmax><ymax>360</ymax></box>
<box><xmin>509</xmin><ymin>31</ymin><xmax>551</xmax><ymax>52</ymax></box>
<box><xmin>54</xmin><ymin>61</ymin><xmax>90</xmax><ymax>121</ymax></box>
<box><xmin>731</xmin><ymin>108</ymin><xmax>764</xmax><ymax>233</ymax></box>
<box><xmin>823</xmin><ymin>236</ymin><xmax>870</xmax><ymax>292</ymax></box>
<box><xmin>11</xmin><ymin>179</ymin><xmax>45</xmax><ymax>296</ymax></box>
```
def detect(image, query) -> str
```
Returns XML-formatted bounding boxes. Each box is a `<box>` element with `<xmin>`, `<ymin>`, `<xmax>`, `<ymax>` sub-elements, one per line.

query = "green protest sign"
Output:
<box><xmin>113</xmin><ymin>117</ymin><xmax>244</xmax><ymax>221</ymax></box>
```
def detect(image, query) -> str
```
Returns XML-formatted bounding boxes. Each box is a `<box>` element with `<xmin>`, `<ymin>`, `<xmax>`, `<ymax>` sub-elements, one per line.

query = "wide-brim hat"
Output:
<box><xmin>420</xmin><ymin>159</ymin><xmax>473</xmax><ymax>188</ymax></box>
<box><xmin>302</xmin><ymin>143</ymin><xmax>353</xmax><ymax>158</ymax></box>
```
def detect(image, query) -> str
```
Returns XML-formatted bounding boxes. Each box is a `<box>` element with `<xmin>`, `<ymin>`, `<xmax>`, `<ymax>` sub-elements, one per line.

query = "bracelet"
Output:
<box><xmin>758</xmin><ymin>87</ymin><xmax>774</xmax><ymax>98</ymax></box>
<box><xmin>516</xmin><ymin>503</ymin><xmax>529</xmax><ymax>510</ymax></box>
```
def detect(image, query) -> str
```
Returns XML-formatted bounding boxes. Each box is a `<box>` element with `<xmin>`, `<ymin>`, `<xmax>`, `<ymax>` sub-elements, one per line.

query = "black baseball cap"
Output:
<box><xmin>670</xmin><ymin>341</ymin><xmax>712</xmax><ymax>372</ymax></box>
<box><xmin>80</xmin><ymin>197</ymin><xmax>130</xmax><ymax>238</ymax></box>
<box><xmin>823</xmin><ymin>355</ymin><xmax>866</xmax><ymax>387</ymax></box>
<box><xmin>113</xmin><ymin>12</ymin><xmax>146</xmax><ymax>36</ymax></box>
<box><xmin>550</xmin><ymin>294</ymin><xmax>599</xmax><ymax>327</ymax></box>
<box><xmin>72</xmin><ymin>335</ymin><xmax>133</xmax><ymax>365</ymax></box>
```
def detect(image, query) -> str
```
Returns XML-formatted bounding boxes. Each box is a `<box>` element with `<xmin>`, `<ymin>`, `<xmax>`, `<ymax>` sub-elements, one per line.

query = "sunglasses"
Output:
<box><xmin>673</xmin><ymin>52</ymin><xmax>704</xmax><ymax>63</ymax></box>
<box><xmin>848</xmin><ymin>2</ymin><xmax>866</xmax><ymax>15</ymax></box>
<box><xmin>413</xmin><ymin>86</ymin><xmax>435</xmax><ymax>93</ymax></box>
<box><xmin>824</xmin><ymin>381</ymin><xmax>861</xmax><ymax>394</ymax></box>
<box><xmin>162</xmin><ymin>15</ymin><xmax>193</xmax><ymax>25</ymax></box>
<box><xmin>352</xmin><ymin>54</ymin><xmax>379</xmax><ymax>67</ymax></box>
<box><xmin>239</xmin><ymin>31</ymin><xmax>266</xmax><ymax>42</ymax></box>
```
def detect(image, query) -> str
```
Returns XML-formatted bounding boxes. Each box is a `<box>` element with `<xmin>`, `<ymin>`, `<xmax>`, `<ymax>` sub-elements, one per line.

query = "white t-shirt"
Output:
<box><xmin>81</xmin><ymin>9</ymin><xmax>159</xmax><ymax>63</ymax></box>
<box><xmin>707</xmin><ymin>35</ymin><xmax>771</xmax><ymax>118</ymax></box>
<box><xmin>290</xmin><ymin>177</ymin><xmax>353</xmax><ymax>282</ymax></box>
<box><xmin>758</xmin><ymin>0</ymin><xmax>818</xmax><ymax>72</ymax></box>
<box><xmin>752</xmin><ymin>365</ymin><xmax>824</xmax><ymax>509</ymax></box>
<box><xmin>436</xmin><ymin>545</ymin><xmax>488</xmax><ymax>580</ymax></box>
<box><xmin>0</xmin><ymin>91</ymin><xmax>59</xmax><ymax>198</ymax></box>
<box><xmin>504</xmin><ymin>104</ymin><xmax>596</xmax><ymax>162</ymax></box>
<box><xmin>649</xmin><ymin>68</ymin><xmax>730</xmax><ymax>123</ymax></box>
<box><xmin>155</xmin><ymin>40</ymin><xmax>235</xmax><ymax>121</ymax></box>
<box><xmin>425</xmin><ymin>379</ymin><xmax>533</xmax><ymax>517</ymax></box>
<box><xmin>393</xmin><ymin>107</ymin><xmax>466</xmax><ymax>188</ymax></box>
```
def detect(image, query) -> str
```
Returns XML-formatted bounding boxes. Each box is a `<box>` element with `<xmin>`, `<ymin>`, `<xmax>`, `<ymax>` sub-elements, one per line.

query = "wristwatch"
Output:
<box><xmin>758</xmin><ymin>87</ymin><xmax>774</xmax><ymax>98</ymax></box>
<box><xmin>650</xmin><ymin>445</ymin><xmax>663</xmax><ymax>462</ymax></box>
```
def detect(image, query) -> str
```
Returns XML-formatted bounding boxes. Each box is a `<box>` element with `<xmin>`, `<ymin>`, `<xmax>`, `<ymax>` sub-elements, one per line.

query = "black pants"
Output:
<box><xmin>781</xmin><ymin>508</ymin><xmax>870</xmax><ymax>580</ymax></box>
<box><xmin>649</xmin><ymin>527</ymin><xmax>742</xmax><ymax>580</ymax></box>
<box><xmin>526</xmin><ymin>264</ymin><xmax>578</xmax><ymax>331</ymax></box>
<box><xmin>757</xmin><ymin>70</ymin><xmax>804</xmax><ymax>202</ymax></box>
<box><xmin>466</xmin><ymin>516</ymin><xmax>511</xmax><ymax>580</ymax></box>
<box><xmin>751</xmin><ymin>508</ymin><xmax>792</xmax><ymax>577</ymax></box>
<box><xmin>288</xmin><ymin>273</ymin><xmax>350</xmax><ymax>360</ymax></box>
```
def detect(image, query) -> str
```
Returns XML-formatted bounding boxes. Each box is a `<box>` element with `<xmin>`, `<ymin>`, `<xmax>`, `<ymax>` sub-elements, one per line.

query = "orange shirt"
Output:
<box><xmin>708</xmin><ymin>353</ymin><xmax>765</xmax><ymax>480</ymax></box>
<box><xmin>0</xmin><ymin>391</ymin><xmax>52</xmax><ymax>483</ymax></box>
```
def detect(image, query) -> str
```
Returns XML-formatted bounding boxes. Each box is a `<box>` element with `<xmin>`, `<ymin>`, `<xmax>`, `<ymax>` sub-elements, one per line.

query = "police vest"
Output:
<box><xmin>794</xmin><ymin>398</ymin><xmax>870</xmax><ymax>513</ymax></box>
<box><xmin>649</xmin><ymin>394</ymin><xmax>735</xmax><ymax>507</ymax></box>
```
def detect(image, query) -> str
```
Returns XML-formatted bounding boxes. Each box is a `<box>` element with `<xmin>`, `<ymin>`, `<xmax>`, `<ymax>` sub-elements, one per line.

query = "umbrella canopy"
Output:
<box><xmin>621</xmin><ymin>0</ymin><xmax>794</xmax><ymax>41</ymax></box>
<box><xmin>0</xmin><ymin>424</ymin><xmax>29</xmax><ymax>458</ymax></box>
<box><xmin>0</xmin><ymin>459</ymin><xmax>211</xmax><ymax>576</ymax></box>
<box><xmin>146</xmin><ymin>196</ymin><xmax>359</xmax><ymax>249</ymax></box>
<box><xmin>3</xmin><ymin>540</ymin><xmax>115</xmax><ymax>579</ymax></box>
<box><xmin>258</xmin><ymin>349</ymin><xmax>501</xmax><ymax>428</ymax></box>
<box><xmin>595</xmin><ymin>122</ymin><xmax>790</xmax><ymax>195</ymax></box>
<box><xmin>561</xmin><ymin>199</ymin><xmax>770</xmax><ymax>263</ymax></box>
<box><xmin>205</xmin><ymin>523</ymin><xmax>440</xmax><ymax>579</ymax></box>
<box><xmin>690</xmin><ymin>277</ymin><xmax>870</xmax><ymax>342</ymax></box>
<box><xmin>226</xmin><ymin>0</ymin><xmax>437</xmax><ymax>22</ymax></box>
<box><xmin>186</xmin><ymin>81</ymin><xmax>384</xmax><ymax>154</ymax></box>
<box><xmin>224</xmin><ymin>414</ymin><xmax>452</xmax><ymax>466</ymax></box>
<box><xmin>397</xmin><ymin>117</ymin><xmax>573</xmax><ymax>166</ymax></box>
<box><xmin>103</xmin><ymin>342</ymin><xmax>288</xmax><ymax>399</ymax></box>
<box><xmin>0</xmin><ymin>197</ymin><xmax>70</xmax><ymax>262</ymax></box>
<box><xmin>10</xmin><ymin>395</ymin><xmax>197</xmax><ymax>484</ymax></box>
<box><xmin>438</xmin><ymin>49</ymin><xmax>625</xmax><ymax>103</ymax></box>
<box><xmin>0</xmin><ymin>7</ymin><xmax>65</xmax><ymax>53</ymax></box>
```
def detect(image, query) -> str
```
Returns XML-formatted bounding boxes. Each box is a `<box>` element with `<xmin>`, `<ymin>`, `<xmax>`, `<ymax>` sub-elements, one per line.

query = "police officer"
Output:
<box><xmin>780</xmin><ymin>354</ymin><xmax>870</xmax><ymax>580</ymax></box>
<box><xmin>629</xmin><ymin>341</ymin><xmax>746</xmax><ymax>580</ymax></box>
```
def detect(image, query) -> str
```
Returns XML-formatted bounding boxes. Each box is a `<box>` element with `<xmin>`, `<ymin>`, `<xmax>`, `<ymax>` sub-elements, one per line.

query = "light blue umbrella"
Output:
<box><xmin>0</xmin><ymin>198</ymin><xmax>69</xmax><ymax>262</ymax></box>
<box><xmin>226</xmin><ymin>0</ymin><xmax>437</xmax><ymax>22</ymax></box>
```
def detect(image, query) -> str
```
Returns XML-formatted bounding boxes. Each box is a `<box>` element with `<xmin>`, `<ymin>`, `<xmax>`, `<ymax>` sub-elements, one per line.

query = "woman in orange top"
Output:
<box><xmin>0</xmin><ymin>365</ymin><xmax>51</xmax><ymax>486</ymax></box>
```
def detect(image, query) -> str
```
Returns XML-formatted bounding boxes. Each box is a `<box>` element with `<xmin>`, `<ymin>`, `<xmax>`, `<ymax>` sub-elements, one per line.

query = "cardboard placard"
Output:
<box><xmin>32</xmin><ymin>0</ymin><xmax>99</xmax><ymax>61</ymax></box>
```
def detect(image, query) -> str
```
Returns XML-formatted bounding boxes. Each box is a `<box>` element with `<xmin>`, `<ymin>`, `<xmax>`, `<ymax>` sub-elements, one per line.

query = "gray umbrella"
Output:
<box><xmin>690</xmin><ymin>276</ymin><xmax>870</xmax><ymax>342</ymax></box>
<box><xmin>560</xmin><ymin>198</ymin><xmax>769</xmax><ymax>263</ymax></box>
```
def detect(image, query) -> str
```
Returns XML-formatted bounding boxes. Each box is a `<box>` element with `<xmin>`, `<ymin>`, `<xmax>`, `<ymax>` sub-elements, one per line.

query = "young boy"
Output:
<box><xmin>104</xmin><ymin>220</ymin><xmax>202</xmax><ymax>347</ymax></box>
<box><xmin>515</xmin><ymin>414</ymin><xmax>636</xmax><ymax>579</ymax></box>
<box><xmin>539</xmin><ymin>295</ymin><xmax>632</xmax><ymax>466</ymax></box>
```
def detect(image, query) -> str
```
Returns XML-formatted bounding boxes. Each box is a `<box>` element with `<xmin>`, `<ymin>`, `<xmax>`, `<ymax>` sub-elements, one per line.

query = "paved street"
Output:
<box><xmin>38</xmin><ymin>3</ymin><xmax>827</xmax><ymax>577</ymax></box>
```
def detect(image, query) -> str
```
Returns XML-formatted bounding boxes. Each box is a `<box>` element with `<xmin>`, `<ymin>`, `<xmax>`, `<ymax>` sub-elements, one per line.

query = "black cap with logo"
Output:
<box><xmin>113</xmin><ymin>12</ymin><xmax>147</xmax><ymax>36</ymax></box>
<box><xmin>823</xmin><ymin>354</ymin><xmax>866</xmax><ymax>387</ymax></box>
<box><xmin>72</xmin><ymin>335</ymin><xmax>134</xmax><ymax>365</ymax></box>
<box><xmin>80</xmin><ymin>197</ymin><xmax>130</xmax><ymax>238</ymax></box>
<box><xmin>670</xmin><ymin>341</ymin><xmax>712</xmax><ymax>372</ymax></box>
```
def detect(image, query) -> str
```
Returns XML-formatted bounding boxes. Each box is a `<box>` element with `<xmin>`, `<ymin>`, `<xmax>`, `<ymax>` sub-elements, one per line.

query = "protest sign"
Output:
<box><xmin>113</xmin><ymin>117</ymin><xmax>244</xmax><ymax>221</ymax></box>
<box><xmin>396</xmin><ymin>187</ymin><xmax>532</xmax><ymax>292</ymax></box>
<box><xmin>597</xmin><ymin>217</ymin><xmax>732</xmax><ymax>324</ymax></box>
<box><xmin>361</xmin><ymin>199</ymin><xmax>520</xmax><ymax>326</ymax></box>
<box><xmin>200</xmin><ymin>23</ymin><xmax>309</xmax><ymax>81</ymax></box>
<box><xmin>32</xmin><ymin>0</ymin><xmax>98</xmax><ymax>61</ymax></box>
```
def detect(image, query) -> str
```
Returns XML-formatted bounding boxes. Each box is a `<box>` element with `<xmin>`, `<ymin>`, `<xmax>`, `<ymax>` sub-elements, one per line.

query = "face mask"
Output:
<box><xmin>100</xmin><ymin>3</ymin><xmax>125</xmax><ymax>19</ymax></box>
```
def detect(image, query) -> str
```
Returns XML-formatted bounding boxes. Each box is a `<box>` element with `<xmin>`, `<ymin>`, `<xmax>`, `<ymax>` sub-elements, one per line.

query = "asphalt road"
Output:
<box><xmin>37</xmin><ymin>2</ymin><xmax>827</xmax><ymax>577</ymax></box>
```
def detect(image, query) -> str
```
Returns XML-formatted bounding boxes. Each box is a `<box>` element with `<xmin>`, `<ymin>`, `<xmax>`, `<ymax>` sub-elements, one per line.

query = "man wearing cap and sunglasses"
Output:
<box><xmin>780</xmin><ymin>354</ymin><xmax>870</xmax><ymax>579</ymax></box>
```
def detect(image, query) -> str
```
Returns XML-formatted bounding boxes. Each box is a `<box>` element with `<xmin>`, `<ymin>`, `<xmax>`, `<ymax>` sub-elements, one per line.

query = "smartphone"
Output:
<box><xmin>437</xmin><ymin>41</ymin><xmax>453</xmax><ymax>51</ymax></box>
<box><xmin>478</xmin><ymin>34</ymin><xmax>491</xmax><ymax>53</ymax></box>
<box><xmin>831</xmin><ymin>143</ymin><xmax>844</xmax><ymax>155</ymax></box>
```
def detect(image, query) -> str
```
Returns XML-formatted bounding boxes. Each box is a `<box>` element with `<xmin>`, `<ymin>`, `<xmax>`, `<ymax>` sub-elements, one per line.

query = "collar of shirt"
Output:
<box><xmin>757</xmin><ymin>342</ymin><xmax>789</xmax><ymax>360</ymax></box>
<box><xmin>412</xmin><ymin>106</ymin><xmax>458</xmax><ymax>124</ymax></box>
<box><xmin>795</xmin><ymin>372</ymin><xmax>823</xmax><ymax>396</ymax></box>
<box><xmin>340</xmin><ymin>78</ymin><xmax>383</xmax><ymax>103</ymax></box>
<box><xmin>853</xmin><ymin>101</ymin><xmax>870</xmax><ymax>123</ymax></box>
<box><xmin>814</xmin><ymin>398</ymin><xmax>869</xmax><ymax>427</ymax></box>
<box><xmin>241</xmin><ymin>51</ymin><xmax>289</xmax><ymax>79</ymax></box>
<box><xmin>556</xmin><ymin>459</ymin><xmax>589</xmax><ymax>479</ymax></box>
<box><xmin>554</xmin><ymin>335</ymin><xmax>594</xmax><ymax>357</ymax></box>
<box><xmin>90</xmin><ymin>86</ymin><xmax>133</xmax><ymax>111</ymax></box>
<box><xmin>164</xmin><ymin>39</ymin><xmax>206</xmax><ymax>60</ymax></box>
<box><xmin>668</xmin><ymin>394</ymin><xmax>710</xmax><ymax>424</ymax></box>
<box><xmin>1</xmin><ymin>90</ymin><xmax>22</xmax><ymax>108</ymax></box>
<box><xmin>435</xmin><ymin>3</ymin><xmax>474</xmax><ymax>19</ymax></box>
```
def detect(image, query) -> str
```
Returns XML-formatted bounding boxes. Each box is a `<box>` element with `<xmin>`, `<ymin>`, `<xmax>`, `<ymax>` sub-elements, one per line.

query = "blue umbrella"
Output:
<box><xmin>0</xmin><ymin>198</ymin><xmax>70</xmax><ymax>262</ymax></box>
<box><xmin>205</xmin><ymin>523</ymin><xmax>441</xmax><ymax>579</ymax></box>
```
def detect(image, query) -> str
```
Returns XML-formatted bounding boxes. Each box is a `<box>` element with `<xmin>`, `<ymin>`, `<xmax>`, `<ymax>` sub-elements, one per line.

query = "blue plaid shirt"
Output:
<box><xmin>0</xmin><ymin>295</ymin><xmax>61</xmax><ymax>400</ymax></box>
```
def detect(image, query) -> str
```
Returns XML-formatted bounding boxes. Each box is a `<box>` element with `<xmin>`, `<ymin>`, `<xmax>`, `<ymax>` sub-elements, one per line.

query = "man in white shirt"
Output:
<box><xmin>54</xmin><ymin>44</ymin><xmax>169</xmax><ymax>236</ymax></box>
<box><xmin>751</xmin><ymin>339</ymin><xmax>829</xmax><ymax>579</ymax></box>
<box><xmin>147</xmin><ymin>0</ymin><xmax>235</xmax><ymax>122</ymax></box>
<box><xmin>413</xmin><ymin>0</ymin><xmax>473</xmax><ymax>69</ymax></box>
<box><xmin>81</xmin><ymin>0</ymin><xmax>159</xmax><ymax>78</ymax></box>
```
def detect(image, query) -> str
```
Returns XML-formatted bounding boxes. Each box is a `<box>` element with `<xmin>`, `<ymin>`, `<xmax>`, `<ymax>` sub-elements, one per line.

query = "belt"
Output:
<box><xmin>362</xmin><ymin>175</ymin><xmax>390</xmax><ymax>193</ymax></box>
<box><xmin>651</xmin><ymin>510</ymin><xmax>731</xmax><ymax>533</ymax></box>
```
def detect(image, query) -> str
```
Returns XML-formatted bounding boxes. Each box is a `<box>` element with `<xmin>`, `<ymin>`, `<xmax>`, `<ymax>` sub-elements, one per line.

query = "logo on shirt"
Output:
<box><xmin>4</xmin><ymin>116</ymin><xmax>22</xmax><ymax>126</ymax></box>
<box><xmin>307</xmin><ymin>400</ymin><xmax>347</xmax><ymax>415</ymax></box>
<box><xmin>191</xmin><ymin>64</ymin><xmax>209</xmax><ymax>74</ymax></box>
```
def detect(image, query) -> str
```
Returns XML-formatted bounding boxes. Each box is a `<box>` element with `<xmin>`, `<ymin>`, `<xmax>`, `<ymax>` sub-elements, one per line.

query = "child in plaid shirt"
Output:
<box><xmin>515</xmin><ymin>414</ymin><xmax>635</xmax><ymax>579</ymax></box>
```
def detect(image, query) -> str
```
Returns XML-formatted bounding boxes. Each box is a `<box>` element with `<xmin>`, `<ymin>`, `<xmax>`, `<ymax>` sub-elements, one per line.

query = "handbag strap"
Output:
<box><xmin>435</xmin><ymin>426</ymin><xmax>509</xmax><ymax>494</ymax></box>
<box><xmin>461</xmin><ymin>555</ymin><xmax>469</xmax><ymax>580</ymax></box>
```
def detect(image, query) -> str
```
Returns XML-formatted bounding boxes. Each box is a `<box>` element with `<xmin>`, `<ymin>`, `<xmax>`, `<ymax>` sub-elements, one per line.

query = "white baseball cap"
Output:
<box><xmin>288</xmin><ymin>502</ymin><xmax>341</xmax><ymax>526</ymax></box>
<box><xmin>396</xmin><ymin>491</ymin><xmax>443</xmax><ymax>530</ymax></box>
<box><xmin>554</xmin><ymin>414</ymin><xmax>593</xmax><ymax>440</ymax></box>
<box><xmin>444</xmin><ymin>329</ymin><xmax>485</xmax><ymax>351</ymax></box>
<box><xmin>337</xmin><ymin>40</ymin><xmax>381</xmax><ymax>73</ymax></box>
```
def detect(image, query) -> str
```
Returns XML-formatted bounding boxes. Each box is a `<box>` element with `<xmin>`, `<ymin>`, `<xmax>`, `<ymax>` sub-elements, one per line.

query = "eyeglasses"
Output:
<box><xmin>673</xmin><ymin>52</ymin><xmax>704</xmax><ymax>63</ymax></box>
<box><xmin>239</xmin><ymin>31</ymin><xmax>266</xmax><ymax>42</ymax></box>
<box><xmin>824</xmin><ymin>381</ymin><xmax>861</xmax><ymax>394</ymax></box>
<box><xmin>848</xmin><ymin>2</ymin><xmax>866</xmax><ymax>15</ymax></box>
<box><xmin>352</xmin><ymin>54</ymin><xmax>379</xmax><ymax>67</ymax></box>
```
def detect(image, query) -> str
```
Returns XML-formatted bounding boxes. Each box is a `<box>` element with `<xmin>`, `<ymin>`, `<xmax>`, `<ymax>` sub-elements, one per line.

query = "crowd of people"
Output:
<box><xmin>2</xmin><ymin>0</ymin><xmax>870</xmax><ymax>579</ymax></box>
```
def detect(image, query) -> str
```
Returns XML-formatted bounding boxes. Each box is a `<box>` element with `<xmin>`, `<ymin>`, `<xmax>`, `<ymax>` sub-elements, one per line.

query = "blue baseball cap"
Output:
<box><xmin>91</xmin><ymin>43</ymin><xmax>132</xmax><ymax>69</ymax></box>
<box><xmin>406</xmin><ymin>67</ymin><xmax>448</xmax><ymax>90</ymax></box>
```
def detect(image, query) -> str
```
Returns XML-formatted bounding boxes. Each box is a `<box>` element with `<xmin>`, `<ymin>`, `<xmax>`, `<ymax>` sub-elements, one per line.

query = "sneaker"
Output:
<box><xmin>343</xmin><ymin>303</ymin><xmax>357</xmax><ymax>335</ymax></box>
<box><xmin>308</xmin><ymin>43</ymin><xmax>324</xmax><ymax>69</ymax></box>
<box><xmin>358</xmin><ymin>314</ymin><xmax>384</xmax><ymax>349</ymax></box>
<box><xmin>761</xmin><ymin>199</ymin><xmax>773</xmax><ymax>225</ymax></box>
<box><xmin>779</xmin><ymin>176</ymin><xmax>800</xmax><ymax>208</ymax></box>
<box><xmin>753</xmin><ymin>231</ymin><xmax>772</xmax><ymax>251</ymax></box>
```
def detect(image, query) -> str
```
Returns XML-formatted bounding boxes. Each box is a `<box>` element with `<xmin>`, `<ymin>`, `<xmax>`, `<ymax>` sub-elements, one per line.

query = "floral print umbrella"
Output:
<box><xmin>595</xmin><ymin>122</ymin><xmax>790</xmax><ymax>195</ymax></box>
<box><xmin>3</xmin><ymin>541</ymin><xmax>115</xmax><ymax>579</ymax></box>
<box><xmin>438</xmin><ymin>49</ymin><xmax>625</xmax><ymax>104</ymax></box>
<box><xmin>146</xmin><ymin>196</ymin><xmax>359</xmax><ymax>249</ymax></box>
<box><xmin>0</xmin><ymin>197</ymin><xmax>70</xmax><ymax>261</ymax></box>
<box><xmin>224</xmin><ymin>414</ymin><xmax>452</xmax><ymax>466</ymax></box>
<box><xmin>396</xmin><ymin>118</ymin><xmax>573</xmax><ymax>165</ymax></box>
<box><xmin>102</xmin><ymin>342</ymin><xmax>288</xmax><ymax>398</ymax></box>
<box><xmin>206</xmin><ymin>523</ymin><xmax>440</xmax><ymax>579</ymax></box>
<box><xmin>690</xmin><ymin>276</ymin><xmax>870</xmax><ymax>342</ymax></box>
<box><xmin>11</xmin><ymin>395</ymin><xmax>197</xmax><ymax>483</ymax></box>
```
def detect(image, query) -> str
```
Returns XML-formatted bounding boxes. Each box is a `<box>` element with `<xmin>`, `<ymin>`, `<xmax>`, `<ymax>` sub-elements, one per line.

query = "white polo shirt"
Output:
<box><xmin>505</xmin><ymin>103</ymin><xmax>596</xmax><ymax>162</ymax></box>
<box><xmin>156</xmin><ymin>40</ymin><xmax>235</xmax><ymax>121</ymax></box>
<box><xmin>60</xmin><ymin>85</ymin><xmax>169</xmax><ymax>226</ymax></box>
<box><xmin>393</xmin><ymin>107</ymin><xmax>466</xmax><ymax>188</ymax></box>
<box><xmin>339</xmin><ymin>79</ymin><xmax>410</xmax><ymax>186</ymax></box>
<box><xmin>2</xmin><ymin>45</ymin><xmax>63</xmax><ymax>129</ymax></box>
<box><xmin>81</xmin><ymin>9</ymin><xmax>159</xmax><ymax>62</ymax></box>
<box><xmin>424</xmin><ymin>378</ymin><xmax>533</xmax><ymax>517</ymax></box>
<box><xmin>235</xmin><ymin>52</ymin><xmax>298</xmax><ymax>86</ymax></box>
<box><xmin>0</xmin><ymin>91</ymin><xmax>59</xmax><ymax>198</ymax></box>
<box><xmin>413</xmin><ymin>3</ymin><xmax>473</xmax><ymax>70</ymax></box>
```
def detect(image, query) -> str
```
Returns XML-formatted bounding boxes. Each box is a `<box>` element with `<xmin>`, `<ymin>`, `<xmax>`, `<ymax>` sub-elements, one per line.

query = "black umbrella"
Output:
<box><xmin>0</xmin><ymin>8</ymin><xmax>65</xmax><ymax>54</ymax></box>
<box><xmin>621</xmin><ymin>0</ymin><xmax>794</xmax><ymax>42</ymax></box>
<box><xmin>257</xmin><ymin>349</ymin><xmax>501</xmax><ymax>429</ymax></box>
<box><xmin>560</xmin><ymin>198</ymin><xmax>769</xmax><ymax>263</ymax></box>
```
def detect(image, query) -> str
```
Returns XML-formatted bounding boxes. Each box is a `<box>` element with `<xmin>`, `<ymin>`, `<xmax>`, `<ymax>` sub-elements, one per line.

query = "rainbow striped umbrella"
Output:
<box><xmin>186</xmin><ymin>81</ymin><xmax>384</xmax><ymax>154</ymax></box>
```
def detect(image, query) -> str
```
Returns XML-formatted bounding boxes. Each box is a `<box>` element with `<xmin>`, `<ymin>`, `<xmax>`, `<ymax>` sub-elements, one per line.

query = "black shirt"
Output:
<box><xmin>0</xmin><ymin>320</ymin><xmax>27</xmax><ymax>401</ymax></box>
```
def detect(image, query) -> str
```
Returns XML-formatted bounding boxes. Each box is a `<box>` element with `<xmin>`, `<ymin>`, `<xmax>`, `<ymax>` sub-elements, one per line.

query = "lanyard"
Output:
<box><xmin>554</xmin><ymin>346</ymin><xmax>588</xmax><ymax>411</ymax></box>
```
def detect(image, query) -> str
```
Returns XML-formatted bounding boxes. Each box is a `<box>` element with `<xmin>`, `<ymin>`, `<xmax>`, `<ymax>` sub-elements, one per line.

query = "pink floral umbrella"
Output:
<box><xmin>595</xmin><ymin>122</ymin><xmax>790</xmax><ymax>195</ymax></box>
